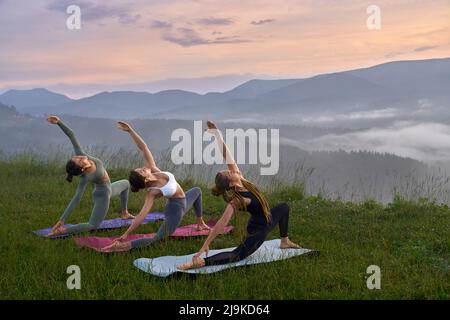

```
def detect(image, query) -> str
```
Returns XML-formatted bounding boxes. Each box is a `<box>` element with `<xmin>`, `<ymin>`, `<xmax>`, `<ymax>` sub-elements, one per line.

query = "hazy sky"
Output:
<box><xmin>1</xmin><ymin>0</ymin><xmax>449</xmax><ymax>97</ymax></box>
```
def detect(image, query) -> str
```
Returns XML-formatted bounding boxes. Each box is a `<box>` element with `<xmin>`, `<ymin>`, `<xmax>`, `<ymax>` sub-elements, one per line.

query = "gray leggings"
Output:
<box><xmin>131</xmin><ymin>187</ymin><xmax>203</xmax><ymax>248</ymax></box>
<box><xmin>64</xmin><ymin>180</ymin><xmax>130</xmax><ymax>234</ymax></box>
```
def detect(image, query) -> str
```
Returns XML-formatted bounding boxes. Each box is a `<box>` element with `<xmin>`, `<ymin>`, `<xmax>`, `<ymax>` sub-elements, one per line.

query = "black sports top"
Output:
<box><xmin>237</xmin><ymin>190</ymin><xmax>269</xmax><ymax>227</ymax></box>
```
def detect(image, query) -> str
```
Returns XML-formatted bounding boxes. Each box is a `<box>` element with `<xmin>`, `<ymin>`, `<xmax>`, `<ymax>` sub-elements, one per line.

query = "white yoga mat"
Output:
<box><xmin>134</xmin><ymin>239</ymin><xmax>314</xmax><ymax>277</ymax></box>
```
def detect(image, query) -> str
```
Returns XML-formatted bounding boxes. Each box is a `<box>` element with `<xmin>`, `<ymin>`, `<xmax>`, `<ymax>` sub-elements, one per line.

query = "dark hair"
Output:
<box><xmin>129</xmin><ymin>170</ymin><xmax>146</xmax><ymax>192</ymax></box>
<box><xmin>66</xmin><ymin>159</ymin><xmax>83</xmax><ymax>183</ymax></box>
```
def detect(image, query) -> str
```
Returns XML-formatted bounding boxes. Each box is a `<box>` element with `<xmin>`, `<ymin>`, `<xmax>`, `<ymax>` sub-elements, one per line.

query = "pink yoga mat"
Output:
<box><xmin>74</xmin><ymin>220</ymin><xmax>233</xmax><ymax>252</ymax></box>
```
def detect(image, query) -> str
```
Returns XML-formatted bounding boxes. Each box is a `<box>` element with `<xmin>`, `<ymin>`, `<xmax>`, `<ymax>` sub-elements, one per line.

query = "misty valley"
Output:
<box><xmin>1</xmin><ymin>58</ymin><xmax>450</xmax><ymax>204</ymax></box>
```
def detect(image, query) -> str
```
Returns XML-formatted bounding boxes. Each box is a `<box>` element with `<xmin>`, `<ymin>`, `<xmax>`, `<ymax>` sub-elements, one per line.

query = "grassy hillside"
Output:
<box><xmin>0</xmin><ymin>156</ymin><xmax>448</xmax><ymax>299</ymax></box>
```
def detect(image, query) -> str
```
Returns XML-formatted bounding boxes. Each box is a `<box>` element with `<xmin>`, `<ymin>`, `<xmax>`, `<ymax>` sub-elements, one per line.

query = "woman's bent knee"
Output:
<box><xmin>281</xmin><ymin>202</ymin><xmax>290</xmax><ymax>213</ymax></box>
<box><xmin>274</xmin><ymin>202</ymin><xmax>289</xmax><ymax>214</ymax></box>
<box><xmin>89</xmin><ymin>222</ymin><xmax>100</xmax><ymax>230</ymax></box>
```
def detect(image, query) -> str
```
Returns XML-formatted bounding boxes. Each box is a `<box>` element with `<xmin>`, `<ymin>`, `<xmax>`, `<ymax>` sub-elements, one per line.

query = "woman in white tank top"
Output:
<box><xmin>101</xmin><ymin>121</ymin><xmax>210</xmax><ymax>252</ymax></box>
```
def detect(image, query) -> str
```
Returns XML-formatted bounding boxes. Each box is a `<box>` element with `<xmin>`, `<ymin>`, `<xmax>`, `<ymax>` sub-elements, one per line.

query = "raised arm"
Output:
<box><xmin>59</xmin><ymin>176</ymin><xmax>89</xmax><ymax>222</ymax></box>
<box><xmin>206</xmin><ymin>120</ymin><xmax>240</xmax><ymax>173</ymax></box>
<box><xmin>47</xmin><ymin>116</ymin><xmax>86</xmax><ymax>156</ymax></box>
<box><xmin>117</xmin><ymin>121</ymin><xmax>160</xmax><ymax>172</ymax></box>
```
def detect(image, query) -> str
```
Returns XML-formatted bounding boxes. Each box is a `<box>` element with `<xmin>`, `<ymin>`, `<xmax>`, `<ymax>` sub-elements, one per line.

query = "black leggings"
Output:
<box><xmin>204</xmin><ymin>202</ymin><xmax>290</xmax><ymax>266</ymax></box>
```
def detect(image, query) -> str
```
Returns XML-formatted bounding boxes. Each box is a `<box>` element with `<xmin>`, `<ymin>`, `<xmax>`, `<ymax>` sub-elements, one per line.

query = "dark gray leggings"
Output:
<box><xmin>131</xmin><ymin>187</ymin><xmax>203</xmax><ymax>248</ymax></box>
<box><xmin>64</xmin><ymin>180</ymin><xmax>130</xmax><ymax>234</ymax></box>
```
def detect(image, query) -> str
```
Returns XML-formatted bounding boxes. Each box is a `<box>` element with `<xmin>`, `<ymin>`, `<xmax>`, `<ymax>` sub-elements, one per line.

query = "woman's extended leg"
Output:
<box><xmin>63</xmin><ymin>188</ymin><xmax>111</xmax><ymax>234</ymax></box>
<box><xmin>130</xmin><ymin>198</ymin><xmax>186</xmax><ymax>249</ymax></box>
<box><xmin>179</xmin><ymin>203</ymin><xmax>301</xmax><ymax>269</ymax></box>
<box><xmin>111</xmin><ymin>179</ymin><xmax>133</xmax><ymax>219</ymax></box>
<box><xmin>184</xmin><ymin>187</ymin><xmax>210</xmax><ymax>230</ymax></box>
<box><xmin>203</xmin><ymin>228</ymin><xmax>267</xmax><ymax>266</ymax></box>
<box><xmin>193</xmin><ymin>203</ymin><xmax>299</xmax><ymax>267</ymax></box>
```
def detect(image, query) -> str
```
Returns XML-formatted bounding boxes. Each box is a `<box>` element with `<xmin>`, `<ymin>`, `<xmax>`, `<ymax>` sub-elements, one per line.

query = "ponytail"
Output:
<box><xmin>240</xmin><ymin>179</ymin><xmax>271</xmax><ymax>223</ymax></box>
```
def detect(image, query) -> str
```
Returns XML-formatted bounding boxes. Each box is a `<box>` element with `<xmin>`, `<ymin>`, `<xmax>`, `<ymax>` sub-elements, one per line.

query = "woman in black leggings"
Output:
<box><xmin>178</xmin><ymin>121</ymin><xmax>301</xmax><ymax>270</ymax></box>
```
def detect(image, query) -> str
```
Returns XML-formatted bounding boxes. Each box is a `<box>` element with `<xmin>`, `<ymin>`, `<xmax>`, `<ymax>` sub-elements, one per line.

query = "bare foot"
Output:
<box><xmin>121</xmin><ymin>211</ymin><xmax>135</xmax><ymax>219</ymax></box>
<box><xmin>100</xmin><ymin>240</ymin><xmax>132</xmax><ymax>253</ymax></box>
<box><xmin>177</xmin><ymin>257</ymin><xmax>205</xmax><ymax>270</ymax></box>
<box><xmin>280</xmin><ymin>239</ymin><xmax>302</xmax><ymax>249</ymax></box>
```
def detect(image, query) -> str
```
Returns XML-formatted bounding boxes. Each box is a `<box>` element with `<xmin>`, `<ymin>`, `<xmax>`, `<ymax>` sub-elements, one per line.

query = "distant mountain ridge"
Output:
<box><xmin>1</xmin><ymin>57</ymin><xmax>449</xmax><ymax>124</ymax></box>
<box><xmin>0</xmin><ymin>88</ymin><xmax>73</xmax><ymax>109</ymax></box>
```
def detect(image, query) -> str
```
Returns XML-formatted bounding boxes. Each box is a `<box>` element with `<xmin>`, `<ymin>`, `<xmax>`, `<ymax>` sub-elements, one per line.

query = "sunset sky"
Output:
<box><xmin>1</xmin><ymin>0</ymin><xmax>449</xmax><ymax>98</ymax></box>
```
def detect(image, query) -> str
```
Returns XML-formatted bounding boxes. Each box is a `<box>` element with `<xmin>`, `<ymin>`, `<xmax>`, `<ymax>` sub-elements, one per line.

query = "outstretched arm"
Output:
<box><xmin>206</xmin><ymin>121</ymin><xmax>241</xmax><ymax>174</ymax></box>
<box><xmin>47</xmin><ymin>116</ymin><xmax>86</xmax><ymax>156</ymax></box>
<box><xmin>59</xmin><ymin>176</ymin><xmax>89</xmax><ymax>222</ymax></box>
<box><xmin>117</xmin><ymin>190</ymin><xmax>158</xmax><ymax>239</ymax></box>
<box><xmin>117</xmin><ymin>121</ymin><xmax>160</xmax><ymax>172</ymax></box>
<box><xmin>195</xmin><ymin>202</ymin><xmax>236</xmax><ymax>257</ymax></box>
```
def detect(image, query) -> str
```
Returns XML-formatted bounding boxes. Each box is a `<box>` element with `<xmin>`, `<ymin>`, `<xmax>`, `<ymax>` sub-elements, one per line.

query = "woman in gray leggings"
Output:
<box><xmin>46</xmin><ymin>116</ymin><xmax>133</xmax><ymax>236</ymax></box>
<box><xmin>101</xmin><ymin>121</ymin><xmax>210</xmax><ymax>252</ymax></box>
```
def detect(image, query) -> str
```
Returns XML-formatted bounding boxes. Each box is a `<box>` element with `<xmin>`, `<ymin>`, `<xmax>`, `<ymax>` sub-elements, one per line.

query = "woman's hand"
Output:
<box><xmin>101</xmin><ymin>239</ymin><xmax>132</xmax><ymax>253</ymax></box>
<box><xmin>117</xmin><ymin>121</ymin><xmax>132</xmax><ymax>132</ymax></box>
<box><xmin>103</xmin><ymin>236</ymin><xmax>127</xmax><ymax>251</ymax></box>
<box><xmin>194</xmin><ymin>244</ymin><xmax>209</xmax><ymax>259</ymax></box>
<box><xmin>205</xmin><ymin>121</ymin><xmax>220</xmax><ymax>136</ymax></box>
<box><xmin>206</xmin><ymin>120</ymin><xmax>218</xmax><ymax>131</ymax></box>
<box><xmin>47</xmin><ymin>115</ymin><xmax>60</xmax><ymax>124</ymax></box>
<box><xmin>51</xmin><ymin>220</ymin><xmax>64</xmax><ymax>232</ymax></box>
<box><xmin>47</xmin><ymin>220</ymin><xmax>66</xmax><ymax>237</ymax></box>
<box><xmin>113</xmin><ymin>234</ymin><xmax>128</xmax><ymax>244</ymax></box>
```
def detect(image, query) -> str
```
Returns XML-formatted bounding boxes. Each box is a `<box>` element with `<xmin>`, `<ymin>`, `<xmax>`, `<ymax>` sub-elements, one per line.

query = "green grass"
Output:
<box><xmin>0</xmin><ymin>157</ymin><xmax>449</xmax><ymax>299</ymax></box>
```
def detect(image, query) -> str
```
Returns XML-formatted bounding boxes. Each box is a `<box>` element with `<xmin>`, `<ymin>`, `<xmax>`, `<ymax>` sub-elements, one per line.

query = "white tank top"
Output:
<box><xmin>148</xmin><ymin>171</ymin><xmax>178</xmax><ymax>197</ymax></box>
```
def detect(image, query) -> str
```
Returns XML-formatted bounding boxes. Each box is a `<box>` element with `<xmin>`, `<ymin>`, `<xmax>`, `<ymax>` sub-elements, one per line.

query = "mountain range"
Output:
<box><xmin>1</xmin><ymin>57</ymin><xmax>449</xmax><ymax>127</ymax></box>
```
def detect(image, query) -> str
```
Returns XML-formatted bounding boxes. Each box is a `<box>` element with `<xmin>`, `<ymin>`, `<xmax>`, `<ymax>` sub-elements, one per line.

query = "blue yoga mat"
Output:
<box><xmin>134</xmin><ymin>239</ymin><xmax>314</xmax><ymax>277</ymax></box>
<box><xmin>33</xmin><ymin>212</ymin><xmax>165</xmax><ymax>238</ymax></box>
